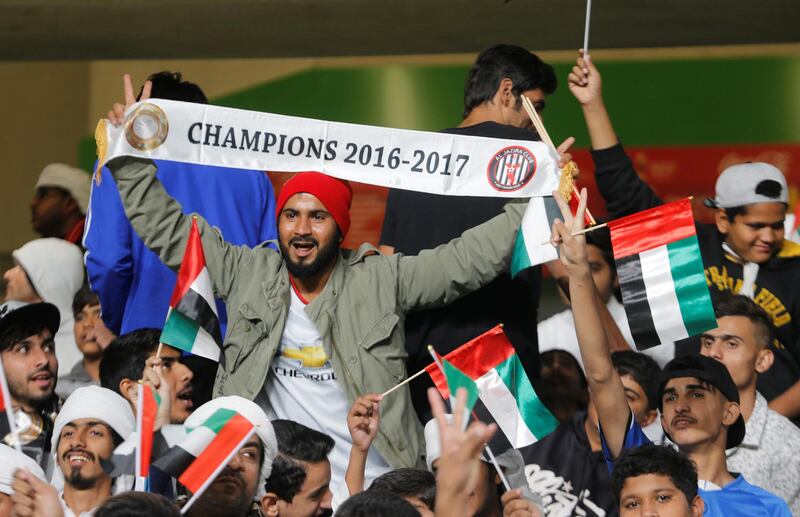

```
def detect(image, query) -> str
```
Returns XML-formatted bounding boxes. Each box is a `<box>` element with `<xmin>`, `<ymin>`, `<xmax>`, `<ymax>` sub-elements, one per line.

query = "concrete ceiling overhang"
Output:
<box><xmin>2</xmin><ymin>0</ymin><xmax>799</xmax><ymax>61</ymax></box>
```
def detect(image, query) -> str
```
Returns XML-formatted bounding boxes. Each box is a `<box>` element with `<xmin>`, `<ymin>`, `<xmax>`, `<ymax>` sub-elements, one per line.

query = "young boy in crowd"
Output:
<box><xmin>368</xmin><ymin>468</ymin><xmax>435</xmax><ymax>517</ymax></box>
<box><xmin>612</xmin><ymin>445</ymin><xmax>704</xmax><ymax>516</ymax></box>
<box><xmin>554</xmin><ymin>188</ymin><xmax>791</xmax><ymax>515</ymax></box>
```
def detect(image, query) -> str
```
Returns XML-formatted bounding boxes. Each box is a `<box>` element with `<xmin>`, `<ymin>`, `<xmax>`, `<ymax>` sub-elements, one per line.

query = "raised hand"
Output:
<box><xmin>555</xmin><ymin>137</ymin><xmax>575</xmax><ymax>170</ymax></box>
<box><xmin>142</xmin><ymin>352</ymin><xmax>172</xmax><ymax>431</ymax></box>
<box><xmin>107</xmin><ymin>74</ymin><xmax>152</xmax><ymax>127</ymax></box>
<box><xmin>10</xmin><ymin>469</ymin><xmax>64</xmax><ymax>517</ymax></box>
<box><xmin>550</xmin><ymin>189</ymin><xmax>590</xmax><ymax>273</ymax></box>
<box><xmin>568</xmin><ymin>50</ymin><xmax>603</xmax><ymax>108</ymax></box>
<box><xmin>347</xmin><ymin>393</ymin><xmax>382</xmax><ymax>453</ymax></box>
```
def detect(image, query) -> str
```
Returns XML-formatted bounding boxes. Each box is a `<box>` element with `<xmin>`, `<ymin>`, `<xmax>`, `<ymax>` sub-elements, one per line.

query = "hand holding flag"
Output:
<box><xmin>551</xmin><ymin>188</ymin><xmax>590</xmax><ymax>272</ymax></box>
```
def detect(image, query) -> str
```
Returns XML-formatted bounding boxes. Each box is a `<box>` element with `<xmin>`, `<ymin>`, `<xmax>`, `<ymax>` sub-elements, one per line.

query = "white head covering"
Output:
<box><xmin>185</xmin><ymin>396</ymin><xmax>278</xmax><ymax>486</ymax></box>
<box><xmin>424</xmin><ymin>415</ymin><xmax>452</xmax><ymax>471</ymax></box>
<box><xmin>0</xmin><ymin>444</ymin><xmax>47</xmax><ymax>495</ymax></box>
<box><xmin>50</xmin><ymin>386</ymin><xmax>135</xmax><ymax>494</ymax></box>
<box><xmin>12</xmin><ymin>238</ymin><xmax>85</xmax><ymax>372</ymax></box>
<box><xmin>35</xmin><ymin>163</ymin><xmax>91</xmax><ymax>215</ymax></box>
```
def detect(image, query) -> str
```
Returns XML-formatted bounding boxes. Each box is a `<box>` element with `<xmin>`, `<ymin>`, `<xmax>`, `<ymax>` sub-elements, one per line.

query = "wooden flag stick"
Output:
<box><xmin>583</xmin><ymin>0</ymin><xmax>593</xmax><ymax>56</ymax></box>
<box><xmin>484</xmin><ymin>443</ymin><xmax>512</xmax><ymax>491</ymax></box>
<box><xmin>156</xmin><ymin>342</ymin><xmax>163</xmax><ymax>359</ymax></box>
<box><xmin>540</xmin><ymin>222</ymin><xmax>608</xmax><ymax>245</ymax></box>
<box><xmin>380</xmin><ymin>368</ymin><xmax>428</xmax><ymax>397</ymax></box>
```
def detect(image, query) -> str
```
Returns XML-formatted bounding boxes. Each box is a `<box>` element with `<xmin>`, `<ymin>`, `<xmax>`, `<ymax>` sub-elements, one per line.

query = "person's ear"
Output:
<box><xmin>642</xmin><ymin>408</ymin><xmax>658</xmax><ymax>427</ymax></box>
<box><xmin>690</xmin><ymin>494</ymin><xmax>705</xmax><ymax>517</ymax></box>
<box><xmin>715</xmin><ymin>209</ymin><xmax>731</xmax><ymax>235</ymax></box>
<box><xmin>118</xmin><ymin>378</ymin><xmax>137</xmax><ymax>406</ymax></box>
<box><xmin>721</xmin><ymin>401</ymin><xmax>741</xmax><ymax>427</ymax></box>
<box><xmin>260</xmin><ymin>493</ymin><xmax>280</xmax><ymax>517</ymax></box>
<box><xmin>492</xmin><ymin>78</ymin><xmax>515</xmax><ymax>107</ymax></box>
<box><xmin>755</xmin><ymin>347</ymin><xmax>774</xmax><ymax>375</ymax></box>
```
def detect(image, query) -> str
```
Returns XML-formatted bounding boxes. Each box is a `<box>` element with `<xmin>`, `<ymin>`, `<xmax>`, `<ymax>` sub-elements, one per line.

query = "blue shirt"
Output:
<box><xmin>599</xmin><ymin>412</ymin><xmax>791</xmax><ymax>517</ymax></box>
<box><xmin>84</xmin><ymin>159</ymin><xmax>277</xmax><ymax>335</ymax></box>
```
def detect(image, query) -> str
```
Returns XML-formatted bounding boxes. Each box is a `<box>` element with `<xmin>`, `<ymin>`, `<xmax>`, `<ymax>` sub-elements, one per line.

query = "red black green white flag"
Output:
<box><xmin>160</xmin><ymin>218</ymin><xmax>223</xmax><ymax>362</ymax></box>
<box><xmin>0</xmin><ymin>354</ymin><xmax>21</xmax><ymax>453</ymax></box>
<box><xmin>425</xmin><ymin>326</ymin><xmax>558</xmax><ymax>452</ymax></box>
<box><xmin>136</xmin><ymin>384</ymin><xmax>161</xmax><ymax>480</ymax></box>
<box><xmin>153</xmin><ymin>408</ymin><xmax>255</xmax><ymax>513</ymax></box>
<box><xmin>609</xmin><ymin>198</ymin><xmax>717</xmax><ymax>350</ymax></box>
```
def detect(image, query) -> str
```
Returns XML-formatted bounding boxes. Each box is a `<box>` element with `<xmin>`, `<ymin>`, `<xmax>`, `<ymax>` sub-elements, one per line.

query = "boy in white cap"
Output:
<box><xmin>31</xmin><ymin>163</ymin><xmax>91</xmax><ymax>246</ymax></box>
<box><xmin>568</xmin><ymin>53</ymin><xmax>800</xmax><ymax>422</ymax></box>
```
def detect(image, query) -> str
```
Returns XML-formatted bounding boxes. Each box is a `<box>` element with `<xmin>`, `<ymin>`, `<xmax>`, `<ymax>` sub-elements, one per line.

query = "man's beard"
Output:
<box><xmin>62</xmin><ymin>450</ymin><xmax>102</xmax><ymax>490</ymax></box>
<box><xmin>190</xmin><ymin>469</ymin><xmax>253</xmax><ymax>516</ymax></box>
<box><xmin>280</xmin><ymin>233</ymin><xmax>340</xmax><ymax>279</ymax></box>
<box><xmin>8</xmin><ymin>367</ymin><xmax>55</xmax><ymax>407</ymax></box>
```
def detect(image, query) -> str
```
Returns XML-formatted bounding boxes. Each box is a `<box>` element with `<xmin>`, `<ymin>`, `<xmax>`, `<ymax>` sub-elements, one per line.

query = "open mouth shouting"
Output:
<box><xmin>670</xmin><ymin>415</ymin><xmax>697</xmax><ymax>431</ymax></box>
<box><xmin>64</xmin><ymin>448</ymin><xmax>96</xmax><ymax>468</ymax></box>
<box><xmin>176</xmin><ymin>385</ymin><xmax>194</xmax><ymax>411</ymax></box>
<box><xmin>290</xmin><ymin>238</ymin><xmax>318</xmax><ymax>259</ymax></box>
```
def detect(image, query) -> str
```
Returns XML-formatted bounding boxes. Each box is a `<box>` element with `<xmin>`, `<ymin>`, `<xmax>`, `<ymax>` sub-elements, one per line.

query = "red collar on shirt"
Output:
<box><xmin>288</xmin><ymin>276</ymin><xmax>310</xmax><ymax>305</ymax></box>
<box><xmin>64</xmin><ymin>217</ymin><xmax>86</xmax><ymax>246</ymax></box>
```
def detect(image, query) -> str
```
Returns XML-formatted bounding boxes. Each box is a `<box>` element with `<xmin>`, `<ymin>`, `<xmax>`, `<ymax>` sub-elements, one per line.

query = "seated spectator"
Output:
<box><xmin>261</xmin><ymin>419</ymin><xmax>334</xmax><ymax>517</ymax></box>
<box><xmin>699</xmin><ymin>293</ymin><xmax>800</xmax><ymax>512</ymax></box>
<box><xmin>519</xmin><ymin>349</ymin><xmax>659</xmax><ymax>516</ymax></box>
<box><xmin>539</xmin><ymin>228</ymin><xmax>674</xmax><ymax>367</ymax></box>
<box><xmin>552</xmin><ymin>189</ymin><xmax>791</xmax><ymax>515</ymax></box>
<box><xmin>0</xmin><ymin>443</ymin><xmax>47</xmax><ymax>515</ymax></box>
<box><xmin>99</xmin><ymin>329</ymin><xmax>194</xmax><ymax>424</ymax></box>
<box><xmin>95</xmin><ymin>492</ymin><xmax>180</xmax><ymax>517</ymax></box>
<box><xmin>56</xmin><ymin>286</ymin><xmax>114</xmax><ymax>399</ymax></box>
<box><xmin>0</xmin><ymin>301</ymin><xmax>61</xmax><ymax>472</ymax></box>
<box><xmin>175</xmin><ymin>396</ymin><xmax>278</xmax><ymax>517</ymax></box>
<box><xmin>611</xmin><ymin>445</ymin><xmax>703</xmax><ymax>516</ymax></box>
<box><xmin>51</xmin><ymin>386</ymin><xmax>135</xmax><ymax>515</ymax></box>
<box><xmin>334</xmin><ymin>490</ymin><xmax>419</xmax><ymax>517</ymax></box>
<box><xmin>5</xmin><ymin>238</ymin><xmax>85</xmax><ymax>372</ymax></box>
<box><xmin>30</xmin><ymin>163</ymin><xmax>90</xmax><ymax>246</ymax></box>
<box><xmin>368</xmin><ymin>468</ymin><xmax>435</xmax><ymax>517</ymax></box>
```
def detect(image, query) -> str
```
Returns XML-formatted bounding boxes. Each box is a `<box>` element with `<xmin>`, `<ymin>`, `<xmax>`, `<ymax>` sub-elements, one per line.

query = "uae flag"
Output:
<box><xmin>154</xmin><ymin>408</ymin><xmax>255</xmax><ymax>512</ymax></box>
<box><xmin>160</xmin><ymin>218</ymin><xmax>223</xmax><ymax>362</ymax></box>
<box><xmin>511</xmin><ymin>196</ymin><xmax>561</xmax><ymax>276</ymax></box>
<box><xmin>425</xmin><ymin>326</ymin><xmax>558</xmax><ymax>452</ymax></box>
<box><xmin>136</xmin><ymin>384</ymin><xmax>161</xmax><ymax>480</ymax></box>
<box><xmin>609</xmin><ymin>198</ymin><xmax>717</xmax><ymax>349</ymax></box>
<box><xmin>0</xmin><ymin>355</ymin><xmax>20</xmax><ymax>451</ymax></box>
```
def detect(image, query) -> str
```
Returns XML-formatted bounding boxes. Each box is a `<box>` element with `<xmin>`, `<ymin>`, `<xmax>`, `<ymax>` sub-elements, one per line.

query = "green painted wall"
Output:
<box><xmin>79</xmin><ymin>55</ymin><xmax>800</xmax><ymax>171</ymax></box>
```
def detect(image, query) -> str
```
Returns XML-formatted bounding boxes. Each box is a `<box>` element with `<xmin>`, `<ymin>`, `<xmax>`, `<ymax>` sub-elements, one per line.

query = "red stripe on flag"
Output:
<box><xmin>178</xmin><ymin>413</ymin><xmax>254</xmax><ymax>493</ymax></box>
<box><xmin>137</xmin><ymin>385</ymin><xmax>158</xmax><ymax>477</ymax></box>
<box><xmin>608</xmin><ymin>199</ymin><xmax>696</xmax><ymax>259</ymax></box>
<box><xmin>424</xmin><ymin>325</ymin><xmax>516</xmax><ymax>398</ymax></box>
<box><xmin>169</xmin><ymin>219</ymin><xmax>207</xmax><ymax>307</ymax></box>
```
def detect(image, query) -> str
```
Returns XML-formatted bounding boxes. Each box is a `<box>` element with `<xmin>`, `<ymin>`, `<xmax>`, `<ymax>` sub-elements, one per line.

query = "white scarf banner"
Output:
<box><xmin>96</xmin><ymin>99</ymin><xmax>561</xmax><ymax>198</ymax></box>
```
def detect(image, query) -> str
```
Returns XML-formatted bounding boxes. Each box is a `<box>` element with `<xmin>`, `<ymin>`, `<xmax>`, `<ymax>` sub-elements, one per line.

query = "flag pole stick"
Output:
<box><xmin>380</xmin><ymin>369</ymin><xmax>427</xmax><ymax>398</ymax></box>
<box><xmin>0</xmin><ymin>355</ymin><xmax>23</xmax><ymax>453</ymax></box>
<box><xmin>483</xmin><ymin>442</ymin><xmax>512</xmax><ymax>491</ymax></box>
<box><xmin>156</xmin><ymin>342</ymin><xmax>163</xmax><ymax>359</ymax></box>
<box><xmin>520</xmin><ymin>96</ymin><xmax>597</xmax><ymax>225</ymax></box>
<box><xmin>583</xmin><ymin>0</ymin><xmax>593</xmax><ymax>56</ymax></box>
<box><xmin>540</xmin><ymin>222</ymin><xmax>608</xmax><ymax>245</ymax></box>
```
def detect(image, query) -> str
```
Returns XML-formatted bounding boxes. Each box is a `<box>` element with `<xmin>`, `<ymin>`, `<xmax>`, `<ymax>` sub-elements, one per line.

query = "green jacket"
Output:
<box><xmin>108</xmin><ymin>156</ymin><xmax>526</xmax><ymax>470</ymax></box>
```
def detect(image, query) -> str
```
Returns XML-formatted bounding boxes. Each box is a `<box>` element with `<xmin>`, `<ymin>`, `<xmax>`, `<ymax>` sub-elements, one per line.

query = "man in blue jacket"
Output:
<box><xmin>84</xmin><ymin>71</ymin><xmax>277</xmax><ymax>337</ymax></box>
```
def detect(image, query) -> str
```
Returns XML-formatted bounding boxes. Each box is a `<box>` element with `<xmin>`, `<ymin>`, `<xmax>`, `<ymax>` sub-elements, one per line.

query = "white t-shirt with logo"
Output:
<box><xmin>263</xmin><ymin>288</ymin><xmax>391</xmax><ymax>499</ymax></box>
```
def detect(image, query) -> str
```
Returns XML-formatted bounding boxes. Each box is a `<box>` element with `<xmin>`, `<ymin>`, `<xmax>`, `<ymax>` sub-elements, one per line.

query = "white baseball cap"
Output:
<box><xmin>704</xmin><ymin>162</ymin><xmax>788</xmax><ymax>209</ymax></box>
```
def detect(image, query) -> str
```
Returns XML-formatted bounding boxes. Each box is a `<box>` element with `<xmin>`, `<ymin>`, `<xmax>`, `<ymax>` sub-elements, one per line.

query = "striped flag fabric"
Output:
<box><xmin>428</xmin><ymin>348</ymin><xmax>479</xmax><ymax>414</ymax></box>
<box><xmin>0</xmin><ymin>355</ymin><xmax>20</xmax><ymax>452</ymax></box>
<box><xmin>160</xmin><ymin>218</ymin><xmax>223</xmax><ymax>362</ymax></box>
<box><xmin>511</xmin><ymin>197</ymin><xmax>561</xmax><ymax>277</ymax></box>
<box><xmin>136</xmin><ymin>384</ymin><xmax>161</xmax><ymax>482</ymax></box>
<box><xmin>154</xmin><ymin>408</ymin><xmax>255</xmax><ymax>512</ymax></box>
<box><xmin>425</xmin><ymin>326</ymin><xmax>558</xmax><ymax>452</ymax></box>
<box><xmin>609</xmin><ymin>198</ymin><xmax>717</xmax><ymax>350</ymax></box>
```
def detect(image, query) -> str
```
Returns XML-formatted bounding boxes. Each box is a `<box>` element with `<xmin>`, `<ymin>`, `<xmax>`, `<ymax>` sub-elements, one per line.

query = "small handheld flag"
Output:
<box><xmin>135</xmin><ymin>383</ymin><xmax>161</xmax><ymax>488</ymax></box>
<box><xmin>609</xmin><ymin>199</ymin><xmax>717</xmax><ymax>349</ymax></box>
<box><xmin>160</xmin><ymin>218</ymin><xmax>223</xmax><ymax>362</ymax></box>
<box><xmin>425</xmin><ymin>326</ymin><xmax>558</xmax><ymax>451</ymax></box>
<box><xmin>0</xmin><ymin>354</ymin><xmax>21</xmax><ymax>453</ymax></box>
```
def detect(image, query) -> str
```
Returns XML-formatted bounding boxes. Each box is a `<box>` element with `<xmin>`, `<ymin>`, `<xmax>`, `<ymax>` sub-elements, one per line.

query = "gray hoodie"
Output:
<box><xmin>12</xmin><ymin>238</ymin><xmax>84</xmax><ymax>372</ymax></box>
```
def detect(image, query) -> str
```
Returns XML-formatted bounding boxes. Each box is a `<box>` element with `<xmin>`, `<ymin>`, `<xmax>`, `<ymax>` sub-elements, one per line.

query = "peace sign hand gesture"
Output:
<box><xmin>107</xmin><ymin>74</ymin><xmax>152</xmax><ymax>127</ymax></box>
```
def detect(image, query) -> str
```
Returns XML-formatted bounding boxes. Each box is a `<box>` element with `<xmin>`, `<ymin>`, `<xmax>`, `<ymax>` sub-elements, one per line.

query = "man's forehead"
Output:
<box><xmin>155</xmin><ymin>345</ymin><xmax>182</xmax><ymax>359</ymax></box>
<box><xmin>64</xmin><ymin>418</ymin><xmax>110</xmax><ymax>429</ymax></box>
<box><xmin>664</xmin><ymin>376</ymin><xmax>710</xmax><ymax>390</ymax></box>
<box><xmin>283</xmin><ymin>192</ymin><xmax>328</xmax><ymax>211</ymax></box>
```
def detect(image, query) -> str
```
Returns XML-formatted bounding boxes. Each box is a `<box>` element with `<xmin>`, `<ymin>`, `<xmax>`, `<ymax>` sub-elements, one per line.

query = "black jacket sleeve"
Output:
<box><xmin>591</xmin><ymin>143</ymin><xmax>663</xmax><ymax>218</ymax></box>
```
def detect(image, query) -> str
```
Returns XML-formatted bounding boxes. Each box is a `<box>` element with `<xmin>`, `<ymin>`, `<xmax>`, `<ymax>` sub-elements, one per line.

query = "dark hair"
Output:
<box><xmin>462</xmin><ymin>45</ymin><xmax>556</xmax><ymax>119</ymax></box>
<box><xmin>712</xmin><ymin>292</ymin><xmax>773</xmax><ymax>348</ymax></box>
<box><xmin>72</xmin><ymin>284</ymin><xmax>99</xmax><ymax>317</ymax></box>
<box><xmin>95</xmin><ymin>492</ymin><xmax>180</xmax><ymax>517</ymax></box>
<box><xmin>612</xmin><ymin>351</ymin><xmax>661</xmax><ymax>411</ymax></box>
<box><xmin>0</xmin><ymin>323</ymin><xmax>51</xmax><ymax>352</ymax></box>
<box><xmin>335</xmin><ymin>490</ymin><xmax>420</xmax><ymax>517</ymax></box>
<box><xmin>723</xmin><ymin>205</ymin><xmax>748</xmax><ymax>221</ymax></box>
<box><xmin>611</xmin><ymin>445</ymin><xmax>698</xmax><ymax>505</ymax></box>
<box><xmin>369</xmin><ymin>468</ymin><xmax>436</xmax><ymax>510</ymax></box>
<box><xmin>99</xmin><ymin>329</ymin><xmax>161</xmax><ymax>394</ymax></box>
<box><xmin>264</xmin><ymin>420</ymin><xmax>335</xmax><ymax>502</ymax></box>
<box><xmin>138</xmin><ymin>71</ymin><xmax>208</xmax><ymax>104</ymax></box>
<box><xmin>585</xmin><ymin>223</ymin><xmax>615</xmax><ymax>276</ymax></box>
